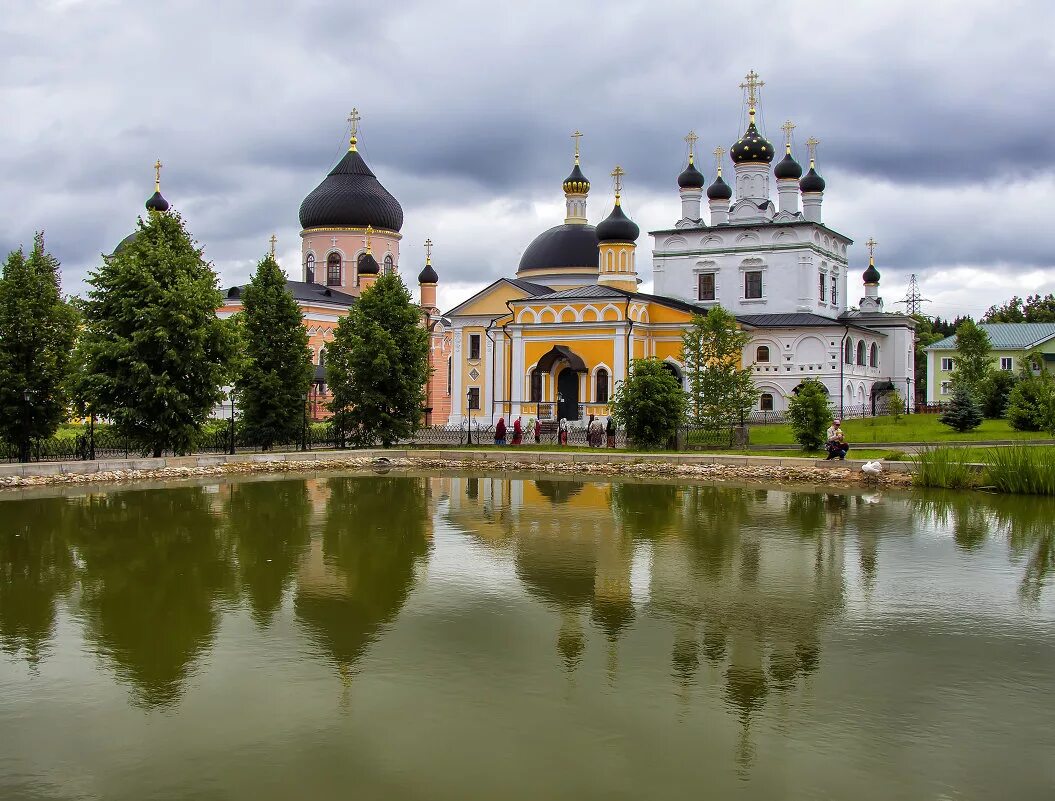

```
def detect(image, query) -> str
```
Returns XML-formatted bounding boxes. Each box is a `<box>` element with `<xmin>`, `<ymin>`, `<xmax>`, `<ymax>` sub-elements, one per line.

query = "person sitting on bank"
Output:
<box><xmin>494</xmin><ymin>417</ymin><xmax>507</xmax><ymax>446</ymax></box>
<box><xmin>825</xmin><ymin>419</ymin><xmax>849</xmax><ymax>460</ymax></box>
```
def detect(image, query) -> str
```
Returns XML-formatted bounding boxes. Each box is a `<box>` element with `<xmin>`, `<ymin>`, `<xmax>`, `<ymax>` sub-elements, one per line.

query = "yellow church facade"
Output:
<box><xmin>444</xmin><ymin>160</ymin><xmax>699</xmax><ymax>426</ymax></box>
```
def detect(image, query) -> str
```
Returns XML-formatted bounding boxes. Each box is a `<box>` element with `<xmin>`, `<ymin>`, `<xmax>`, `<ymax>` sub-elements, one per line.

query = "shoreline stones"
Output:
<box><xmin>0</xmin><ymin>454</ymin><xmax>912</xmax><ymax>491</ymax></box>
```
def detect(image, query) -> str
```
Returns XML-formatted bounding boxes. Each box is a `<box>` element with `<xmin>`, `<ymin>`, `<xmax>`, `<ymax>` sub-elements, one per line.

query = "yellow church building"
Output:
<box><xmin>444</xmin><ymin>148</ymin><xmax>699</xmax><ymax>426</ymax></box>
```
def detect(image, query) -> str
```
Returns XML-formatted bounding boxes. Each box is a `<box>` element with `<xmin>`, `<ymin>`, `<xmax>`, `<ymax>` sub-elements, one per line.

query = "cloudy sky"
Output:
<box><xmin>3</xmin><ymin>0</ymin><xmax>1053</xmax><ymax>318</ymax></box>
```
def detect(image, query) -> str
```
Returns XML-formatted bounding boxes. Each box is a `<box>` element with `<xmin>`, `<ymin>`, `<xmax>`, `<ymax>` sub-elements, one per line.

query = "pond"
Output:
<box><xmin>1</xmin><ymin>473</ymin><xmax>1053</xmax><ymax>800</ymax></box>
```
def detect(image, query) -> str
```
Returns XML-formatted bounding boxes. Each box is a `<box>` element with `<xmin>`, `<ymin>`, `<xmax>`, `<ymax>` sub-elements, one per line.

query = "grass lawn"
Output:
<box><xmin>748</xmin><ymin>414</ymin><xmax>1053</xmax><ymax>446</ymax></box>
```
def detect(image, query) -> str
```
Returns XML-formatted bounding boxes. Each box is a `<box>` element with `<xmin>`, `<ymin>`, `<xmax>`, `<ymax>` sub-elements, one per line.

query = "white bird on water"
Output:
<box><xmin>862</xmin><ymin>460</ymin><xmax>883</xmax><ymax>475</ymax></box>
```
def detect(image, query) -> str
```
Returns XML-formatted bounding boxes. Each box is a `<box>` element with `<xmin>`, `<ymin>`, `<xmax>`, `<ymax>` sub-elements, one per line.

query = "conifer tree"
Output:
<box><xmin>0</xmin><ymin>234</ymin><xmax>79</xmax><ymax>461</ymax></box>
<box><xmin>939</xmin><ymin>382</ymin><xmax>983</xmax><ymax>432</ymax></box>
<box><xmin>787</xmin><ymin>379</ymin><xmax>832</xmax><ymax>451</ymax></box>
<box><xmin>681</xmin><ymin>305</ymin><xmax>757</xmax><ymax>428</ymax></box>
<box><xmin>77</xmin><ymin>210</ymin><xmax>236</xmax><ymax>456</ymax></box>
<box><xmin>236</xmin><ymin>254</ymin><xmax>313</xmax><ymax>448</ymax></box>
<box><xmin>326</xmin><ymin>273</ymin><xmax>429</xmax><ymax>447</ymax></box>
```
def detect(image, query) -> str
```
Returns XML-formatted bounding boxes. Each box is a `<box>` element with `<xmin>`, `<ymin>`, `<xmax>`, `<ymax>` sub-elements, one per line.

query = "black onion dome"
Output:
<box><xmin>562</xmin><ymin>163</ymin><xmax>590</xmax><ymax>195</ymax></box>
<box><xmin>418</xmin><ymin>262</ymin><xmax>438</xmax><ymax>284</ymax></box>
<box><xmin>112</xmin><ymin>231</ymin><xmax>138</xmax><ymax>255</ymax></box>
<box><xmin>706</xmin><ymin>174</ymin><xmax>733</xmax><ymax>201</ymax></box>
<box><xmin>519</xmin><ymin>224</ymin><xmax>600</xmax><ymax>271</ymax></box>
<box><xmin>358</xmin><ymin>253</ymin><xmax>380</xmax><ymax>275</ymax></box>
<box><xmin>596</xmin><ymin>203</ymin><xmax>639</xmax><ymax>243</ymax></box>
<box><xmin>299</xmin><ymin>149</ymin><xmax>404</xmax><ymax>231</ymax></box>
<box><xmin>774</xmin><ymin>151</ymin><xmax>802</xmax><ymax>180</ymax></box>
<box><xmin>145</xmin><ymin>190</ymin><xmax>170</xmax><ymax>212</ymax></box>
<box><xmin>799</xmin><ymin>167</ymin><xmax>826</xmax><ymax>193</ymax></box>
<box><xmin>730</xmin><ymin>121</ymin><xmax>775</xmax><ymax>164</ymax></box>
<box><xmin>677</xmin><ymin>160</ymin><xmax>705</xmax><ymax>189</ymax></box>
<box><xmin>863</xmin><ymin>262</ymin><xmax>881</xmax><ymax>284</ymax></box>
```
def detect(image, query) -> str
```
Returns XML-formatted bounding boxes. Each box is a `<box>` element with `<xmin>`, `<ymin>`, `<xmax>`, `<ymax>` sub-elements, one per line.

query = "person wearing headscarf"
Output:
<box><xmin>494</xmin><ymin>417</ymin><xmax>507</xmax><ymax>446</ymax></box>
<box><xmin>558</xmin><ymin>417</ymin><xmax>568</xmax><ymax>446</ymax></box>
<box><xmin>606</xmin><ymin>416</ymin><xmax>616</xmax><ymax>448</ymax></box>
<box><xmin>511</xmin><ymin>416</ymin><xmax>523</xmax><ymax>446</ymax></box>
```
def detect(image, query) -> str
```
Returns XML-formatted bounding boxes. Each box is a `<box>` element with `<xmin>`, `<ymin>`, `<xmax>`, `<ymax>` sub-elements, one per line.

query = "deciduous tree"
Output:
<box><xmin>951</xmin><ymin>318</ymin><xmax>992</xmax><ymax>395</ymax></box>
<box><xmin>786</xmin><ymin>379</ymin><xmax>832</xmax><ymax>451</ymax></box>
<box><xmin>609</xmin><ymin>358</ymin><xmax>686</xmax><ymax>450</ymax></box>
<box><xmin>681</xmin><ymin>305</ymin><xmax>757</xmax><ymax>428</ymax></box>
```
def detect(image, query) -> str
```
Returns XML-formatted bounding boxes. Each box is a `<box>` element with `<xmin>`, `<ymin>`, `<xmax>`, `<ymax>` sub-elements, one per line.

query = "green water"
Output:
<box><xmin>1</xmin><ymin>473</ymin><xmax>1052</xmax><ymax>800</ymax></box>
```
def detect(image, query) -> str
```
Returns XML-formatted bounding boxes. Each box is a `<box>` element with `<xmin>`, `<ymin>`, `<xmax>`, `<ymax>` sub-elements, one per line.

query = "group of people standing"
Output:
<box><xmin>493</xmin><ymin>415</ymin><xmax>616</xmax><ymax>448</ymax></box>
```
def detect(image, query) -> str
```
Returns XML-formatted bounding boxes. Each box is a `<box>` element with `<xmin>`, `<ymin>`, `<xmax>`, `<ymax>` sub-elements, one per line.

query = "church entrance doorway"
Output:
<box><xmin>557</xmin><ymin>368</ymin><xmax>579</xmax><ymax>421</ymax></box>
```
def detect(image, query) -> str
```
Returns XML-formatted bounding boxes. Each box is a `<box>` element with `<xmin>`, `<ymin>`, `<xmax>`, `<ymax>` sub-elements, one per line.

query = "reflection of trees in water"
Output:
<box><xmin>294</xmin><ymin>476</ymin><xmax>430</xmax><ymax>671</ymax></box>
<box><xmin>533</xmin><ymin>479</ymin><xmax>584</xmax><ymax>505</ymax></box>
<box><xmin>610</xmin><ymin>480</ymin><xmax>681</xmax><ymax>539</ymax></box>
<box><xmin>0</xmin><ymin>497</ymin><xmax>75</xmax><ymax>666</ymax></box>
<box><xmin>226</xmin><ymin>479</ymin><xmax>313</xmax><ymax>626</ymax></box>
<box><xmin>69</xmin><ymin>487</ymin><xmax>235</xmax><ymax>708</ymax></box>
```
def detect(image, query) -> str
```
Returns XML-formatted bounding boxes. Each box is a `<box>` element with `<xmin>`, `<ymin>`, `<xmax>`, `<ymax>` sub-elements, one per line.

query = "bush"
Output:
<box><xmin>912</xmin><ymin>447</ymin><xmax>979</xmax><ymax>489</ymax></box>
<box><xmin>986</xmin><ymin>445</ymin><xmax>1055</xmax><ymax>495</ymax></box>
<box><xmin>610</xmin><ymin>358</ymin><xmax>687</xmax><ymax>450</ymax></box>
<box><xmin>786</xmin><ymin>380</ymin><xmax>832</xmax><ymax>451</ymax></box>
<box><xmin>1006</xmin><ymin>375</ymin><xmax>1055</xmax><ymax>432</ymax></box>
<box><xmin>978</xmin><ymin>370</ymin><xmax>1017</xmax><ymax>418</ymax></box>
<box><xmin>939</xmin><ymin>383</ymin><xmax>983</xmax><ymax>432</ymax></box>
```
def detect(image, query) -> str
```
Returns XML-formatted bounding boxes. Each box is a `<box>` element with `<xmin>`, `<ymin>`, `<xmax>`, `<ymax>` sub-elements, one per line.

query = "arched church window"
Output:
<box><xmin>856</xmin><ymin>340</ymin><xmax>866</xmax><ymax>366</ymax></box>
<box><xmin>596</xmin><ymin>369</ymin><xmax>610</xmax><ymax>404</ymax></box>
<box><xmin>844</xmin><ymin>338</ymin><xmax>854</xmax><ymax>365</ymax></box>
<box><xmin>530</xmin><ymin>369</ymin><xmax>542</xmax><ymax>403</ymax></box>
<box><xmin>306</xmin><ymin>253</ymin><xmax>315</xmax><ymax>284</ymax></box>
<box><xmin>870</xmin><ymin>342</ymin><xmax>879</xmax><ymax>367</ymax></box>
<box><xmin>756</xmin><ymin>346</ymin><xmax>770</xmax><ymax>363</ymax></box>
<box><xmin>326</xmin><ymin>252</ymin><xmax>341</xmax><ymax>286</ymax></box>
<box><xmin>384</xmin><ymin>254</ymin><xmax>394</xmax><ymax>275</ymax></box>
<box><xmin>319</xmin><ymin>347</ymin><xmax>327</xmax><ymax>368</ymax></box>
<box><xmin>760</xmin><ymin>393</ymin><xmax>774</xmax><ymax>411</ymax></box>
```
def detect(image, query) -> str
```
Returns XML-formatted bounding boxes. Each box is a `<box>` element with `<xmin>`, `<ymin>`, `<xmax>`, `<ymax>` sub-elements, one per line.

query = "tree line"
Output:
<box><xmin>0</xmin><ymin>208</ymin><xmax>429</xmax><ymax>461</ymax></box>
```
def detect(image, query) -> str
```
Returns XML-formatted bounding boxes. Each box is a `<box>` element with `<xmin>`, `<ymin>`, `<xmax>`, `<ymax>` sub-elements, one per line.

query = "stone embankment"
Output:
<box><xmin>0</xmin><ymin>449</ymin><xmax>913</xmax><ymax>490</ymax></box>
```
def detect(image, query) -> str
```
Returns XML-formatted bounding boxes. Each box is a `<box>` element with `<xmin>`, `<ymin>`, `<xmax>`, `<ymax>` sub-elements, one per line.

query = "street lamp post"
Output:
<box><xmin>466</xmin><ymin>388</ymin><xmax>473</xmax><ymax>446</ymax></box>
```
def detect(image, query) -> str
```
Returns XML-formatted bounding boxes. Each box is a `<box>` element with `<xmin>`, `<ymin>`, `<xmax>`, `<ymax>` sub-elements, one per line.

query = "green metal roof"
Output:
<box><xmin>925</xmin><ymin>323</ymin><xmax>1055</xmax><ymax>351</ymax></box>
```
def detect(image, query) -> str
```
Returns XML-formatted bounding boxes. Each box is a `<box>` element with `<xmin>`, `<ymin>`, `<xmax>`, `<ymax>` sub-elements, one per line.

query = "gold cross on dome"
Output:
<box><xmin>269</xmin><ymin>234</ymin><xmax>277</xmax><ymax>258</ymax></box>
<box><xmin>806</xmin><ymin>136</ymin><xmax>820</xmax><ymax>165</ymax></box>
<box><xmin>424</xmin><ymin>237</ymin><xmax>433</xmax><ymax>264</ymax></box>
<box><xmin>348</xmin><ymin>108</ymin><xmax>361</xmax><ymax>150</ymax></box>
<box><xmin>866</xmin><ymin>237</ymin><xmax>877</xmax><ymax>260</ymax></box>
<box><xmin>365</xmin><ymin>224</ymin><xmax>373</xmax><ymax>254</ymax></box>
<box><xmin>611</xmin><ymin>165</ymin><xmax>625</xmax><ymax>198</ymax></box>
<box><xmin>685</xmin><ymin>130</ymin><xmax>698</xmax><ymax>162</ymax></box>
<box><xmin>739</xmin><ymin>69</ymin><xmax>764</xmax><ymax>110</ymax></box>
<box><xmin>781</xmin><ymin>120</ymin><xmax>795</xmax><ymax>147</ymax></box>
<box><xmin>154</xmin><ymin>159</ymin><xmax>162</xmax><ymax>191</ymax></box>
<box><xmin>571</xmin><ymin>130</ymin><xmax>583</xmax><ymax>163</ymax></box>
<box><xmin>713</xmin><ymin>145</ymin><xmax>725</xmax><ymax>175</ymax></box>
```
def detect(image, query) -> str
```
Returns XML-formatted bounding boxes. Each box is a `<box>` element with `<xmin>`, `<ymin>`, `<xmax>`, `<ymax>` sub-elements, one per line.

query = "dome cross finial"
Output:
<box><xmin>269</xmin><ymin>233</ymin><xmax>277</xmax><ymax>258</ymax></box>
<box><xmin>154</xmin><ymin>159</ymin><xmax>162</xmax><ymax>191</ymax></box>
<box><xmin>571</xmin><ymin>130</ymin><xmax>583</xmax><ymax>164</ymax></box>
<box><xmin>685</xmin><ymin>130</ymin><xmax>698</xmax><ymax>164</ymax></box>
<box><xmin>866</xmin><ymin>237</ymin><xmax>877</xmax><ymax>264</ymax></box>
<box><xmin>806</xmin><ymin>136</ymin><xmax>820</xmax><ymax>168</ymax></box>
<box><xmin>611</xmin><ymin>165</ymin><xmax>624</xmax><ymax>204</ymax></box>
<box><xmin>365</xmin><ymin>224</ymin><xmax>373</xmax><ymax>254</ymax></box>
<box><xmin>424</xmin><ymin>237</ymin><xmax>433</xmax><ymax>265</ymax></box>
<box><xmin>740</xmin><ymin>69</ymin><xmax>765</xmax><ymax>117</ymax></box>
<box><xmin>347</xmin><ymin>108</ymin><xmax>361</xmax><ymax>151</ymax></box>
<box><xmin>713</xmin><ymin>146</ymin><xmax>725</xmax><ymax>177</ymax></box>
<box><xmin>781</xmin><ymin>120</ymin><xmax>795</xmax><ymax>154</ymax></box>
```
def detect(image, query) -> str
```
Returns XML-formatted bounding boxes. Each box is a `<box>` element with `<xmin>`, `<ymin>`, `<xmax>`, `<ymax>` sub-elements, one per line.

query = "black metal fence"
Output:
<box><xmin>404</xmin><ymin>421</ymin><xmax>629</xmax><ymax>448</ymax></box>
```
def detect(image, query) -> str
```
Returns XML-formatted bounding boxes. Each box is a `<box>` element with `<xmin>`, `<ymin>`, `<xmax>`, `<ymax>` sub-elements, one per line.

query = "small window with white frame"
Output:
<box><xmin>818</xmin><ymin>272</ymin><xmax>827</xmax><ymax>302</ymax></box>
<box><xmin>1000</xmin><ymin>357</ymin><xmax>1014</xmax><ymax>371</ymax></box>
<box><xmin>468</xmin><ymin>334</ymin><xmax>481</xmax><ymax>361</ymax></box>
<box><xmin>940</xmin><ymin>381</ymin><xmax>952</xmax><ymax>395</ymax></box>
<box><xmin>940</xmin><ymin>357</ymin><xmax>955</xmax><ymax>371</ymax></box>
<box><xmin>759</xmin><ymin>392</ymin><xmax>774</xmax><ymax>411</ymax></box>
<box><xmin>698</xmin><ymin>273</ymin><xmax>716</xmax><ymax>301</ymax></box>
<box><xmin>744</xmin><ymin>270</ymin><xmax>763</xmax><ymax>300</ymax></box>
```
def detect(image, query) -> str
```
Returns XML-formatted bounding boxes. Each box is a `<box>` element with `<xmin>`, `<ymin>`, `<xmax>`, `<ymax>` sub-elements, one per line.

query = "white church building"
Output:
<box><xmin>651</xmin><ymin>73</ymin><xmax>917</xmax><ymax>413</ymax></box>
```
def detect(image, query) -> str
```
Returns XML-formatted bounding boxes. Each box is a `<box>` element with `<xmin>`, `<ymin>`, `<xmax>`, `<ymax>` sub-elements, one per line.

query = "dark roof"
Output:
<box><xmin>730</xmin><ymin>121</ymin><xmax>775</xmax><ymax>164</ymax></box>
<box><xmin>225</xmin><ymin>280</ymin><xmax>357</xmax><ymax>308</ymax></box>
<box><xmin>799</xmin><ymin>166</ymin><xmax>826</xmax><ymax>193</ymax></box>
<box><xmin>537</xmin><ymin>344</ymin><xmax>588</xmax><ymax>373</ymax></box>
<box><xmin>417</xmin><ymin>262</ymin><xmax>438</xmax><ymax>284</ymax></box>
<box><xmin>737</xmin><ymin>312</ymin><xmax>880</xmax><ymax>335</ymax></box>
<box><xmin>678</xmin><ymin>161</ymin><xmax>705</xmax><ymax>189</ymax></box>
<box><xmin>112</xmin><ymin>231</ymin><xmax>139</xmax><ymax>255</ymax></box>
<box><xmin>562</xmin><ymin>163</ymin><xmax>590</xmax><ymax>195</ymax></box>
<box><xmin>518</xmin><ymin>224</ymin><xmax>599</xmax><ymax>271</ymax></box>
<box><xmin>145</xmin><ymin>190</ymin><xmax>170</xmax><ymax>212</ymax></box>
<box><xmin>506</xmin><ymin>278</ymin><xmax>554</xmax><ymax>295</ymax></box>
<box><xmin>596</xmin><ymin>203</ymin><xmax>639</xmax><ymax>243</ymax></box>
<box><xmin>862</xmin><ymin>262</ymin><xmax>881</xmax><ymax>284</ymax></box>
<box><xmin>774</xmin><ymin>151</ymin><xmax>803</xmax><ymax>180</ymax></box>
<box><xmin>706</xmin><ymin>174</ymin><xmax>733</xmax><ymax>201</ymax></box>
<box><xmin>313</xmin><ymin>364</ymin><xmax>327</xmax><ymax>383</ymax></box>
<box><xmin>443</xmin><ymin>277</ymin><xmax>553</xmax><ymax>317</ymax></box>
<box><xmin>299</xmin><ymin>149</ymin><xmax>403</xmax><ymax>232</ymax></box>
<box><xmin>516</xmin><ymin>284</ymin><xmax>705</xmax><ymax>316</ymax></box>
<box><xmin>358</xmin><ymin>252</ymin><xmax>379</xmax><ymax>275</ymax></box>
